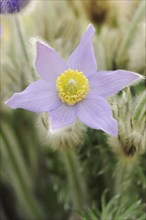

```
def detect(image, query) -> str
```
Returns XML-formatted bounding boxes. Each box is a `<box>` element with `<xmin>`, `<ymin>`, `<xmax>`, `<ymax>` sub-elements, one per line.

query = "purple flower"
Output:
<box><xmin>5</xmin><ymin>24</ymin><xmax>141</xmax><ymax>136</ymax></box>
<box><xmin>0</xmin><ymin>0</ymin><xmax>31</xmax><ymax>13</ymax></box>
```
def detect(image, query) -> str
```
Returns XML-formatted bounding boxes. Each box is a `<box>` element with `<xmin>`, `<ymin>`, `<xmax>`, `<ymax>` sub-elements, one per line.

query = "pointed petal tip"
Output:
<box><xmin>124</xmin><ymin>71</ymin><xmax>144</xmax><ymax>86</ymax></box>
<box><xmin>4</xmin><ymin>97</ymin><xmax>17</xmax><ymax>109</ymax></box>
<box><xmin>135</xmin><ymin>72</ymin><xmax>145</xmax><ymax>80</ymax></box>
<box><xmin>118</xmin><ymin>70</ymin><xmax>143</xmax><ymax>81</ymax></box>
<box><xmin>36</xmin><ymin>40</ymin><xmax>51</xmax><ymax>49</ymax></box>
<box><xmin>103</xmin><ymin>118</ymin><xmax>118</xmax><ymax>137</ymax></box>
<box><xmin>36</xmin><ymin>40</ymin><xmax>51</xmax><ymax>52</ymax></box>
<box><xmin>36</xmin><ymin>40</ymin><xmax>40</xmax><ymax>46</ymax></box>
<box><xmin>87</xmin><ymin>23</ymin><xmax>95</xmax><ymax>33</ymax></box>
<box><xmin>36</xmin><ymin>40</ymin><xmax>46</xmax><ymax>50</ymax></box>
<box><xmin>89</xmin><ymin>70</ymin><xmax>144</xmax><ymax>98</ymax></box>
<box><xmin>4</xmin><ymin>100</ymin><xmax>9</xmax><ymax>107</ymax></box>
<box><xmin>85</xmin><ymin>24</ymin><xmax>95</xmax><ymax>39</ymax></box>
<box><xmin>35</xmin><ymin>40</ymin><xmax>67</xmax><ymax>82</ymax></box>
<box><xmin>80</xmin><ymin>24</ymin><xmax>95</xmax><ymax>43</ymax></box>
<box><xmin>67</xmin><ymin>23</ymin><xmax>97</xmax><ymax>76</ymax></box>
<box><xmin>35</xmin><ymin>40</ymin><xmax>43</xmax><ymax>50</ymax></box>
<box><xmin>4</xmin><ymin>100</ymin><xmax>7</xmax><ymax>105</ymax></box>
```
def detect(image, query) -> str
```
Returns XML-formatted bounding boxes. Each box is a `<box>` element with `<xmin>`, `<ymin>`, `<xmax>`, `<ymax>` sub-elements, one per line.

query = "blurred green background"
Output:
<box><xmin>0</xmin><ymin>1</ymin><xmax>146</xmax><ymax>220</ymax></box>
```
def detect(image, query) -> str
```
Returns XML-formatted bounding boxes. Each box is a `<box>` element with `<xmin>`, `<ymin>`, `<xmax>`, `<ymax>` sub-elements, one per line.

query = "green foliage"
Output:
<box><xmin>80</xmin><ymin>194</ymin><xmax>145</xmax><ymax>220</ymax></box>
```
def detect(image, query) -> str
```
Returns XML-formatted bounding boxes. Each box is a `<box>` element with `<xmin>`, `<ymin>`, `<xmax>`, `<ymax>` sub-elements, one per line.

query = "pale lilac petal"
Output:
<box><xmin>88</xmin><ymin>70</ymin><xmax>142</xmax><ymax>97</ymax></box>
<box><xmin>49</xmin><ymin>104</ymin><xmax>77</xmax><ymax>130</ymax></box>
<box><xmin>35</xmin><ymin>41</ymin><xmax>67</xmax><ymax>82</ymax></box>
<box><xmin>5</xmin><ymin>80</ymin><xmax>61</xmax><ymax>112</ymax></box>
<box><xmin>67</xmin><ymin>24</ymin><xmax>97</xmax><ymax>77</ymax></box>
<box><xmin>76</xmin><ymin>96</ymin><xmax>118</xmax><ymax>136</ymax></box>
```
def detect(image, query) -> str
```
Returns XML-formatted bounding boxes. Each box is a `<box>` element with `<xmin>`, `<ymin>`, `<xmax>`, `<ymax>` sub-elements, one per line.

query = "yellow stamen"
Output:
<box><xmin>56</xmin><ymin>69</ymin><xmax>89</xmax><ymax>105</ymax></box>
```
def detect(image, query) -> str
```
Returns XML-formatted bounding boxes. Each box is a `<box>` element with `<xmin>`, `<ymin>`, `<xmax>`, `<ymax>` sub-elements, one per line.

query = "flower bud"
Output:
<box><xmin>0</xmin><ymin>0</ymin><xmax>31</xmax><ymax>14</ymax></box>
<box><xmin>108</xmin><ymin>89</ymin><xmax>146</xmax><ymax>164</ymax></box>
<box><xmin>68</xmin><ymin>0</ymin><xmax>111</xmax><ymax>26</ymax></box>
<box><xmin>36</xmin><ymin>113</ymin><xmax>87</xmax><ymax>150</ymax></box>
<box><xmin>81</xmin><ymin>0</ymin><xmax>111</xmax><ymax>26</ymax></box>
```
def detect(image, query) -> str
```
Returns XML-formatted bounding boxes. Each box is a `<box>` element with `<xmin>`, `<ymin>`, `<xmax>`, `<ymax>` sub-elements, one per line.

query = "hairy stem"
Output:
<box><xmin>61</xmin><ymin>149</ymin><xmax>91</xmax><ymax>218</ymax></box>
<box><xmin>13</xmin><ymin>16</ymin><xmax>36</xmax><ymax>86</ymax></box>
<box><xmin>14</xmin><ymin>16</ymin><xmax>30</xmax><ymax>62</ymax></box>
<box><xmin>114</xmin><ymin>161</ymin><xmax>138</xmax><ymax>203</ymax></box>
<box><xmin>116</xmin><ymin>1</ymin><xmax>145</xmax><ymax>66</ymax></box>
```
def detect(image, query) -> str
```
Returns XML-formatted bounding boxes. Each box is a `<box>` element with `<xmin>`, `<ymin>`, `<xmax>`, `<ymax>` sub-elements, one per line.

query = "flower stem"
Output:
<box><xmin>14</xmin><ymin>16</ymin><xmax>30</xmax><ymax>62</ymax></box>
<box><xmin>61</xmin><ymin>149</ymin><xmax>91</xmax><ymax>218</ymax></box>
<box><xmin>13</xmin><ymin>16</ymin><xmax>36</xmax><ymax>86</ymax></box>
<box><xmin>114</xmin><ymin>161</ymin><xmax>138</xmax><ymax>203</ymax></box>
<box><xmin>116</xmin><ymin>1</ymin><xmax>145</xmax><ymax>66</ymax></box>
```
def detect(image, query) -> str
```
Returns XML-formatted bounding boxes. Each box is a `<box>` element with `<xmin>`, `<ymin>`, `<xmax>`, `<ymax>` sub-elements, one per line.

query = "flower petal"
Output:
<box><xmin>49</xmin><ymin>104</ymin><xmax>77</xmax><ymax>130</ymax></box>
<box><xmin>76</xmin><ymin>96</ymin><xmax>118</xmax><ymax>136</ymax></box>
<box><xmin>35</xmin><ymin>41</ymin><xmax>67</xmax><ymax>82</ymax></box>
<box><xmin>67</xmin><ymin>24</ymin><xmax>97</xmax><ymax>77</ymax></box>
<box><xmin>0</xmin><ymin>0</ymin><xmax>31</xmax><ymax>13</ymax></box>
<box><xmin>88</xmin><ymin>70</ymin><xmax>142</xmax><ymax>97</ymax></box>
<box><xmin>5</xmin><ymin>80</ymin><xmax>61</xmax><ymax>112</ymax></box>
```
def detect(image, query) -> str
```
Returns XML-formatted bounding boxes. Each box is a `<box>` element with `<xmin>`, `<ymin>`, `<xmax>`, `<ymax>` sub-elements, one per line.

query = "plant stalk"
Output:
<box><xmin>61</xmin><ymin>148</ymin><xmax>91</xmax><ymax>219</ymax></box>
<box><xmin>14</xmin><ymin>16</ymin><xmax>30</xmax><ymax>62</ymax></box>
<box><xmin>114</xmin><ymin>161</ymin><xmax>138</xmax><ymax>203</ymax></box>
<box><xmin>116</xmin><ymin>1</ymin><xmax>145</xmax><ymax>66</ymax></box>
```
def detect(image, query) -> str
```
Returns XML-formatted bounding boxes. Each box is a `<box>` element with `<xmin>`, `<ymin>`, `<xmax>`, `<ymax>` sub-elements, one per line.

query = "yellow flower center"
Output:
<box><xmin>56</xmin><ymin>69</ymin><xmax>89</xmax><ymax>105</ymax></box>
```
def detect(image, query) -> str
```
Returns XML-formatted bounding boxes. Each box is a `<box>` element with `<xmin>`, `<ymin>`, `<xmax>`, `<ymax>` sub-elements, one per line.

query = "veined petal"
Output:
<box><xmin>67</xmin><ymin>24</ymin><xmax>97</xmax><ymax>77</ymax></box>
<box><xmin>35</xmin><ymin>41</ymin><xmax>67</xmax><ymax>83</ymax></box>
<box><xmin>76</xmin><ymin>96</ymin><xmax>118</xmax><ymax>136</ymax></box>
<box><xmin>88</xmin><ymin>70</ymin><xmax>142</xmax><ymax>97</ymax></box>
<box><xmin>49</xmin><ymin>104</ymin><xmax>77</xmax><ymax>130</ymax></box>
<box><xmin>5</xmin><ymin>80</ymin><xmax>61</xmax><ymax>112</ymax></box>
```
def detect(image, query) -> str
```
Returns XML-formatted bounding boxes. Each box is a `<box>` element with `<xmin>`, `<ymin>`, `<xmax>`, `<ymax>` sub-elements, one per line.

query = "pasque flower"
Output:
<box><xmin>5</xmin><ymin>24</ymin><xmax>141</xmax><ymax>136</ymax></box>
<box><xmin>0</xmin><ymin>0</ymin><xmax>31</xmax><ymax>13</ymax></box>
